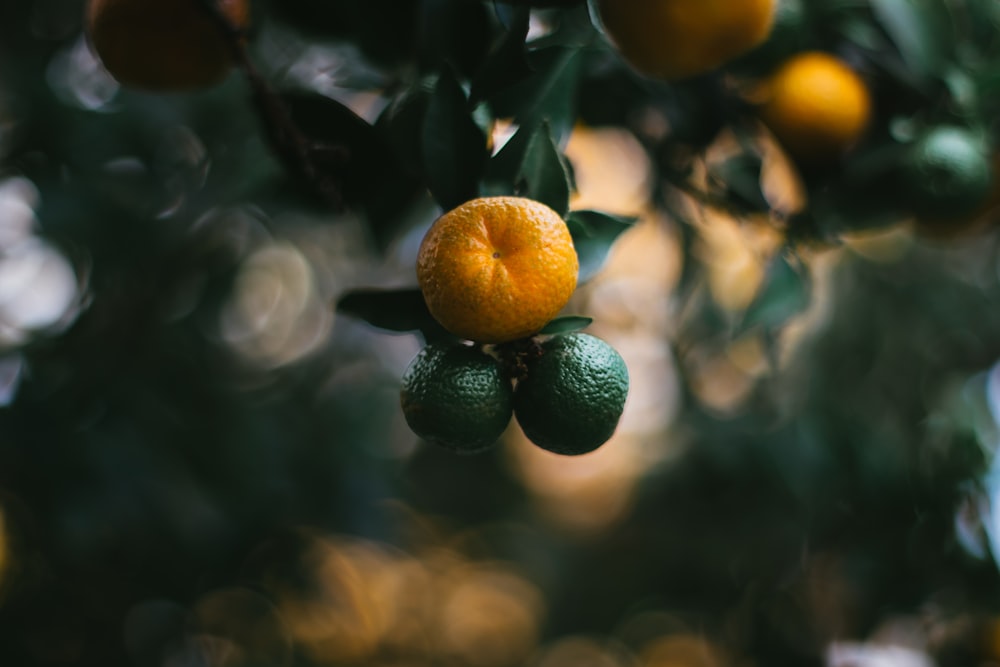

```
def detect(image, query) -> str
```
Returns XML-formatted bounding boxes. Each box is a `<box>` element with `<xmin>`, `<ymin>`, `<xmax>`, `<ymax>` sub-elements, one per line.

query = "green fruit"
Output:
<box><xmin>901</xmin><ymin>126</ymin><xmax>993</xmax><ymax>222</ymax></box>
<box><xmin>400</xmin><ymin>343</ymin><xmax>513</xmax><ymax>454</ymax></box>
<box><xmin>514</xmin><ymin>333</ymin><xmax>629</xmax><ymax>456</ymax></box>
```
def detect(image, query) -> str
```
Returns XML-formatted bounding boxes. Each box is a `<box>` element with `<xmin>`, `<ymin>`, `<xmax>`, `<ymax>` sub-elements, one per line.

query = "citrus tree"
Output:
<box><xmin>2</xmin><ymin>0</ymin><xmax>1000</xmax><ymax>665</ymax></box>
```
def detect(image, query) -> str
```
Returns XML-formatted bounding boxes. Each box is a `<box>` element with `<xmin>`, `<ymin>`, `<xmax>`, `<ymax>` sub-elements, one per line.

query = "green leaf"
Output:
<box><xmin>422</xmin><ymin>69</ymin><xmax>489</xmax><ymax>211</ymax></box>
<box><xmin>279</xmin><ymin>91</ymin><xmax>419</xmax><ymax>248</ymax></box>
<box><xmin>566</xmin><ymin>210</ymin><xmax>636</xmax><ymax>282</ymax></box>
<box><xmin>484</xmin><ymin>123</ymin><xmax>535</xmax><ymax>194</ymax></box>
<box><xmin>943</xmin><ymin>66</ymin><xmax>980</xmax><ymax>120</ymax></box>
<box><xmin>278</xmin><ymin>91</ymin><xmax>387</xmax><ymax>202</ymax></box>
<box><xmin>490</xmin><ymin>46</ymin><xmax>585</xmax><ymax>144</ymax></box>
<box><xmin>963</xmin><ymin>0</ymin><xmax>1000</xmax><ymax>54</ymax></box>
<box><xmin>337</xmin><ymin>288</ymin><xmax>450</xmax><ymax>341</ymax></box>
<box><xmin>539</xmin><ymin>316</ymin><xmax>593</xmax><ymax>335</ymax></box>
<box><xmin>517</xmin><ymin>121</ymin><xmax>572</xmax><ymax>216</ymax></box>
<box><xmin>528</xmin><ymin>3</ymin><xmax>600</xmax><ymax>48</ymax></box>
<box><xmin>375</xmin><ymin>82</ymin><xmax>433</xmax><ymax>179</ymax></box>
<box><xmin>469</xmin><ymin>6</ymin><xmax>532</xmax><ymax>105</ymax></box>
<box><xmin>870</xmin><ymin>0</ymin><xmax>954</xmax><ymax>80</ymax></box>
<box><xmin>739</xmin><ymin>254</ymin><xmax>811</xmax><ymax>333</ymax></box>
<box><xmin>837</xmin><ymin>16</ymin><xmax>890</xmax><ymax>52</ymax></box>
<box><xmin>709</xmin><ymin>153</ymin><xmax>770</xmax><ymax>214</ymax></box>
<box><xmin>418</xmin><ymin>0</ymin><xmax>494</xmax><ymax>80</ymax></box>
<box><xmin>586</xmin><ymin>0</ymin><xmax>607</xmax><ymax>36</ymax></box>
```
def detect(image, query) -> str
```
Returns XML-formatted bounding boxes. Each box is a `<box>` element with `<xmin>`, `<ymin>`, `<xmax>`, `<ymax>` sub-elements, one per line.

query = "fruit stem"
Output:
<box><xmin>493</xmin><ymin>337</ymin><xmax>543</xmax><ymax>383</ymax></box>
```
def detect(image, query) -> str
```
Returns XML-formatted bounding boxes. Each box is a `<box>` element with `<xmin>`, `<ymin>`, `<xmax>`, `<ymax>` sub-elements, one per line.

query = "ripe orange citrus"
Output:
<box><xmin>417</xmin><ymin>197</ymin><xmax>579</xmax><ymax>344</ymax></box>
<box><xmin>756</xmin><ymin>51</ymin><xmax>872</xmax><ymax>162</ymax></box>
<box><xmin>86</xmin><ymin>0</ymin><xmax>249</xmax><ymax>91</ymax></box>
<box><xmin>597</xmin><ymin>0</ymin><xmax>777</xmax><ymax>81</ymax></box>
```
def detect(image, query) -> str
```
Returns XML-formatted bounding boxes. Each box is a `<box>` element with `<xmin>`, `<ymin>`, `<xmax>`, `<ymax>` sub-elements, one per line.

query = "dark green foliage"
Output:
<box><xmin>2</xmin><ymin>0</ymin><xmax>1000</xmax><ymax>665</ymax></box>
<box><xmin>565</xmin><ymin>210</ymin><xmax>635</xmax><ymax>281</ymax></box>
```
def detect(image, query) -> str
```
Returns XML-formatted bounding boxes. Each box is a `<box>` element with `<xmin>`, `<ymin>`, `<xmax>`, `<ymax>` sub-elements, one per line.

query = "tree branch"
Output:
<box><xmin>195</xmin><ymin>0</ymin><xmax>347</xmax><ymax>210</ymax></box>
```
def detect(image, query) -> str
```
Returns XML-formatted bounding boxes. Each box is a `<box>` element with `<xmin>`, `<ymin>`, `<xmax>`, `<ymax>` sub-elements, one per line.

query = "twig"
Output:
<box><xmin>195</xmin><ymin>0</ymin><xmax>347</xmax><ymax>210</ymax></box>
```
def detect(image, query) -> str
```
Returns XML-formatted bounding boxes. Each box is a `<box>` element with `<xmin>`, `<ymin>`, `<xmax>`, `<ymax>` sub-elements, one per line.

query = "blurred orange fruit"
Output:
<box><xmin>756</xmin><ymin>51</ymin><xmax>872</xmax><ymax>162</ymax></box>
<box><xmin>597</xmin><ymin>0</ymin><xmax>777</xmax><ymax>81</ymax></box>
<box><xmin>86</xmin><ymin>0</ymin><xmax>249</xmax><ymax>91</ymax></box>
<box><xmin>417</xmin><ymin>197</ymin><xmax>578</xmax><ymax>343</ymax></box>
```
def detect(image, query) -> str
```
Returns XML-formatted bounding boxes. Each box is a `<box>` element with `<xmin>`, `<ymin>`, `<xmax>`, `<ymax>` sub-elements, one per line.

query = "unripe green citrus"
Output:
<box><xmin>901</xmin><ymin>126</ymin><xmax>993</xmax><ymax>222</ymax></box>
<box><xmin>400</xmin><ymin>343</ymin><xmax>513</xmax><ymax>454</ymax></box>
<box><xmin>513</xmin><ymin>333</ymin><xmax>629</xmax><ymax>456</ymax></box>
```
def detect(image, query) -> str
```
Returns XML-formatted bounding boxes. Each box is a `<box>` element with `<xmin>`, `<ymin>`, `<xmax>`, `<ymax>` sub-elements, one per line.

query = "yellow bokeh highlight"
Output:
<box><xmin>640</xmin><ymin>634</ymin><xmax>729</xmax><ymax>667</ymax></box>
<box><xmin>438</xmin><ymin>562</ymin><xmax>545</xmax><ymax>667</ymax></box>
<box><xmin>534</xmin><ymin>636</ymin><xmax>634</xmax><ymax>667</ymax></box>
<box><xmin>566</xmin><ymin>124</ymin><xmax>653</xmax><ymax>218</ymax></box>
<box><xmin>507</xmin><ymin>425</ymin><xmax>646</xmax><ymax>536</ymax></box>
<box><xmin>261</xmin><ymin>532</ymin><xmax>544</xmax><ymax>666</ymax></box>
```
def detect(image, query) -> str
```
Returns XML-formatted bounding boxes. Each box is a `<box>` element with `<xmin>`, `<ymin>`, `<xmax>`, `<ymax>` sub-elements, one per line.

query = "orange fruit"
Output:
<box><xmin>86</xmin><ymin>0</ymin><xmax>249</xmax><ymax>91</ymax></box>
<box><xmin>597</xmin><ymin>0</ymin><xmax>777</xmax><ymax>81</ymax></box>
<box><xmin>756</xmin><ymin>51</ymin><xmax>872</xmax><ymax>162</ymax></box>
<box><xmin>417</xmin><ymin>197</ymin><xmax>579</xmax><ymax>344</ymax></box>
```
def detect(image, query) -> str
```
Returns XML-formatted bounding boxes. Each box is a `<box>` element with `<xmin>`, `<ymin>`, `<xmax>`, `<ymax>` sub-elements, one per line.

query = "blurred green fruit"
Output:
<box><xmin>901</xmin><ymin>126</ymin><xmax>993</xmax><ymax>223</ymax></box>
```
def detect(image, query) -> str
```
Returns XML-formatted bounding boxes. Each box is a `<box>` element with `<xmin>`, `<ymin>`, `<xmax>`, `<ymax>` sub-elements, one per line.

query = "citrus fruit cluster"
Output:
<box><xmin>754</xmin><ymin>50</ymin><xmax>995</xmax><ymax>232</ymax></box>
<box><xmin>596</xmin><ymin>0</ymin><xmax>997</xmax><ymax>237</ymax></box>
<box><xmin>754</xmin><ymin>50</ymin><xmax>994</xmax><ymax>231</ymax></box>
<box><xmin>401</xmin><ymin>333</ymin><xmax>629</xmax><ymax>456</ymax></box>
<box><xmin>400</xmin><ymin>197</ymin><xmax>630</xmax><ymax>456</ymax></box>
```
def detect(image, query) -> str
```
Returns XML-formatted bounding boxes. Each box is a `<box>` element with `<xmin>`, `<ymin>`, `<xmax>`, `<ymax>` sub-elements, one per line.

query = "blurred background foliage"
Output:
<box><xmin>3</xmin><ymin>0</ymin><xmax>1000</xmax><ymax>666</ymax></box>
